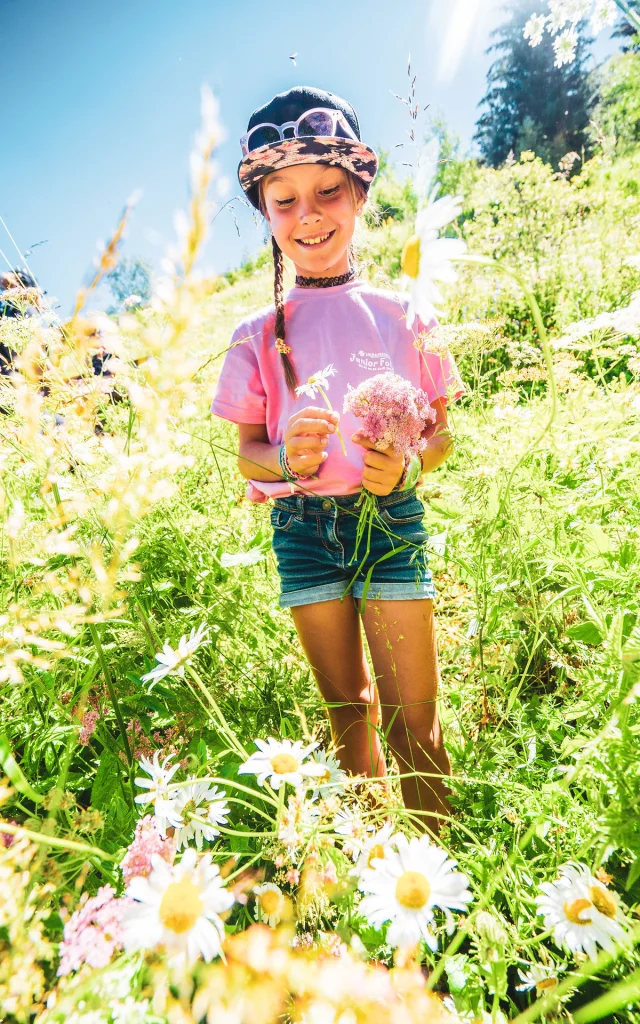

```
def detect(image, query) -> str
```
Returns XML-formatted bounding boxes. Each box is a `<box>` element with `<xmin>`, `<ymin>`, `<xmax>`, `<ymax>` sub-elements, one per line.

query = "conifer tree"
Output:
<box><xmin>474</xmin><ymin>0</ymin><xmax>595</xmax><ymax>167</ymax></box>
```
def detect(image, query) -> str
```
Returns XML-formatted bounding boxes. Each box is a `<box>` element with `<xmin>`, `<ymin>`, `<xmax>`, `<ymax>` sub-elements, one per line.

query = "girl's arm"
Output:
<box><xmin>237</xmin><ymin>407</ymin><xmax>339</xmax><ymax>482</ymax></box>
<box><xmin>420</xmin><ymin>398</ymin><xmax>453</xmax><ymax>475</ymax></box>
<box><xmin>237</xmin><ymin>423</ymin><xmax>282</xmax><ymax>481</ymax></box>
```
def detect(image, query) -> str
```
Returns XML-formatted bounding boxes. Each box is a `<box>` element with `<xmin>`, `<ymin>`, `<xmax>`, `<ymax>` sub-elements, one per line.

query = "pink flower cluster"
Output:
<box><xmin>79</xmin><ymin>710</ymin><xmax>99</xmax><ymax>746</ymax></box>
<box><xmin>343</xmin><ymin>373</ymin><xmax>435</xmax><ymax>458</ymax></box>
<box><xmin>120</xmin><ymin>814</ymin><xmax>176</xmax><ymax>884</ymax></box>
<box><xmin>57</xmin><ymin>885</ymin><xmax>131</xmax><ymax>976</ymax></box>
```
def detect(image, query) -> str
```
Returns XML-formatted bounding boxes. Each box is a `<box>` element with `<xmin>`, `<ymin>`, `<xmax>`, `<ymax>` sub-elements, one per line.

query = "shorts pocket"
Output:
<box><xmin>379</xmin><ymin>494</ymin><xmax>425</xmax><ymax>526</ymax></box>
<box><xmin>271</xmin><ymin>508</ymin><xmax>297</xmax><ymax>532</ymax></box>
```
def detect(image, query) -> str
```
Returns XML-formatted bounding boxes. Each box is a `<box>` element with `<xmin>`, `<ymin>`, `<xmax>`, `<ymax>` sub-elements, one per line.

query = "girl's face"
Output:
<box><xmin>262</xmin><ymin>164</ymin><xmax>362</xmax><ymax>277</ymax></box>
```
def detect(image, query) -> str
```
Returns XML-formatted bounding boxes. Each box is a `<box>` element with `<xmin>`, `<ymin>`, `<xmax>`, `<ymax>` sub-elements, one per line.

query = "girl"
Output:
<box><xmin>212</xmin><ymin>86</ymin><xmax>464</xmax><ymax>832</ymax></box>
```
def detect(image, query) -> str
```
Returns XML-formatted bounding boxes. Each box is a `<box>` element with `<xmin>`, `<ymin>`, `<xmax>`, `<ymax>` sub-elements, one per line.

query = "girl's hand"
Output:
<box><xmin>284</xmin><ymin>406</ymin><xmax>339</xmax><ymax>477</ymax></box>
<box><xmin>352</xmin><ymin>433</ymin><xmax>405</xmax><ymax>496</ymax></box>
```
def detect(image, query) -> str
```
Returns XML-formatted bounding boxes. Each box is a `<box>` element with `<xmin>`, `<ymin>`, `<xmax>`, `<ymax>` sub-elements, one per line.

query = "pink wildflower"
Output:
<box><xmin>57</xmin><ymin>884</ymin><xmax>132</xmax><ymax>976</ymax></box>
<box><xmin>120</xmin><ymin>814</ymin><xmax>176</xmax><ymax>884</ymax></box>
<box><xmin>286</xmin><ymin>868</ymin><xmax>300</xmax><ymax>885</ymax></box>
<box><xmin>343</xmin><ymin>372</ymin><xmax>436</xmax><ymax>458</ymax></box>
<box><xmin>79</xmin><ymin>710</ymin><xmax>99</xmax><ymax>746</ymax></box>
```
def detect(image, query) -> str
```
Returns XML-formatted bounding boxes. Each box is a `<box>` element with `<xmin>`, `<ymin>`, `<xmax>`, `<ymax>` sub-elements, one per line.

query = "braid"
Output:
<box><xmin>272</xmin><ymin>235</ymin><xmax>298</xmax><ymax>393</ymax></box>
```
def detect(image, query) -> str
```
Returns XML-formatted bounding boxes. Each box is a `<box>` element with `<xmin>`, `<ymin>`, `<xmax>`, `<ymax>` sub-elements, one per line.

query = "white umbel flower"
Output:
<box><xmin>253</xmin><ymin>882</ymin><xmax>286</xmax><ymax>927</ymax></box>
<box><xmin>357</xmin><ymin>833</ymin><xmax>472</xmax><ymax>949</ymax></box>
<box><xmin>535</xmin><ymin>863</ymin><xmax>628</xmax><ymax>960</ymax></box>
<box><xmin>401</xmin><ymin>195</ymin><xmax>467</xmax><ymax>327</ymax></box>
<box><xmin>168</xmin><ymin>782</ymin><xmax>230</xmax><ymax>850</ymax></box>
<box><xmin>524</xmin><ymin>13</ymin><xmax>547</xmax><ymax>45</ymax></box>
<box><xmin>295</xmin><ymin>364</ymin><xmax>337</xmax><ymax>399</ymax></box>
<box><xmin>141</xmin><ymin>622</ymin><xmax>210</xmax><ymax>685</ymax></box>
<box><xmin>123</xmin><ymin>848</ymin><xmax>233</xmax><ymax>962</ymax></box>
<box><xmin>553</xmin><ymin>27</ymin><xmax>578</xmax><ymax>66</ymax></box>
<box><xmin>134</xmin><ymin>753</ymin><xmax>182</xmax><ymax>835</ymax></box>
<box><xmin>238</xmin><ymin>738</ymin><xmax>325</xmax><ymax>790</ymax></box>
<box><xmin>591</xmin><ymin>0</ymin><xmax>617</xmax><ymax>31</ymax></box>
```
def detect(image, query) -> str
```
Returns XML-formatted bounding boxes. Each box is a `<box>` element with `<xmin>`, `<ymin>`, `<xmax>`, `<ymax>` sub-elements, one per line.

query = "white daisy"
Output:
<box><xmin>357</xmin><ymin>833</ymin><xmax>472</xmax><ymax>949</ymax></box>
<box><xmin>553</xmin><ymin>27</ymin><xmax>578</xmax><ymax>67</ymax></box>
<box><xmin>332</xmin><ymin>807</ymin><xmax>374</xmax><ymax>860</ymax></box>
<box><xmin>523</xmin><ymin>13</ymin><xmax>547</xmax><ymax>46</ymax></box>
<box><xmin>350</xmin><ymin>824</ymin><xmax>398</xmax><ymax>877</ymax></box>
<box><xmin>253</xmin><ymin>882</ymin><xmax>286</xmax><ymax>928</ymax></box>
<box><xmin>309</xmin><ymin>750</ymin><xmax>348</xmax><ymax>800</ymax></box>
<box><xmin>278</xmin><ymin>793</ymin><xmax>321</xmax><ymax>857</ymax></box>
<box><xmin>295</xmin><ymin>364</ymin><xmax>337</xmax><ymax>399</ymax></box>
<box><xmin>168</xmin><ymin>782</ymin><xmax>230</xmax><ymax>851</ymax></box>
<box><xmin>123</xmin><ymin>847</ymin><xmax>233</xmax><ymax>962</ymax></box>
<box><xmin>123</xmin><ymin>294</ymin><xmax>143</xmax><ymax>308</ymax></box>
<box><xmin>535</xmin><ymin>862</ymin><xmax>628</xmax><ymax>960</ymax></box>
<box><xmin>141</xmin><ymin>622</ymin><xmax>210</xmax><ymax>685</ymax></box>
<box><xmin>238</xmin><ymin>738</ymin><xmax>325</xmax><ymax>790</ymax></box>
<box><xmin>516</xmin><ymin>963</ymin><xmax>563</xmax><ymax>994</ymax></box>
<box><xmin>401</xmin><ymin>194</ymin><xmax>467</xmax><ymax>327</ymax></box>
<box><xmin>134</xmin><ymin>753</ymin><xmax>182</xmax><ymax>835</ymax></box>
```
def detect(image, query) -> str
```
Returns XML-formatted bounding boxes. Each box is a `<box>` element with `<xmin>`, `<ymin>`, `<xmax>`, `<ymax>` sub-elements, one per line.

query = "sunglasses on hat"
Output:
<box><xmin>240</xmin><ymin>107</ymin><xmax>358</xmax><ymax>157</ymax></box>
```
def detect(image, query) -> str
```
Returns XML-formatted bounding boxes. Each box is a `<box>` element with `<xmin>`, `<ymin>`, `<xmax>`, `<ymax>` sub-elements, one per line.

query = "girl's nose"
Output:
<box><xmin>298</xmin><ymin>201</ymin><xmax>322</xmax><ymax>222</ymax></box>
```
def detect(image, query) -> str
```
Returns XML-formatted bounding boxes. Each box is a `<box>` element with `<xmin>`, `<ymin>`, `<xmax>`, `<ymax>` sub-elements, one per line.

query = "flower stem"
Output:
<box><xmin>613</xmin><ymin>0</ymin><xmax>640</xmax><ymax>33</ymax></box>
<box><xmin>316</xmin><ymin>385</ymin><xmax>348</xmax><ymax>456</ymax></box>
<box><xmin>0</xmin><ymin>820</ymin><xmax>117</xmax><ymax>861</ymax></box>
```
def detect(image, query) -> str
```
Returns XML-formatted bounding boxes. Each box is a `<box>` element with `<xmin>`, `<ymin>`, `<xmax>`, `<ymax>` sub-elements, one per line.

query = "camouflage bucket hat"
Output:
<box><xmin>238</xmin><ymin>85</ymin><xmax>379</xmax><ymax>210</ymax></box>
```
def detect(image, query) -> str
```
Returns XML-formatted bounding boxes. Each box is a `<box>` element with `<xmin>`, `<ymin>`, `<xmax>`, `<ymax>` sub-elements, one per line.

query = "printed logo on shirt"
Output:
<box><xmin>349</xmin><ymin>350</ymin><xmax>393</xmax><ymax>372</ymax></box>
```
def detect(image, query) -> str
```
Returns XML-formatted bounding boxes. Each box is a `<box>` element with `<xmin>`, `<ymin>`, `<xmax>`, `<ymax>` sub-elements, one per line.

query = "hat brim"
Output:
<box><xmin>238</xmin><ymin>136</ymin><xmax>379</xmax><ymax>209</ymax></box>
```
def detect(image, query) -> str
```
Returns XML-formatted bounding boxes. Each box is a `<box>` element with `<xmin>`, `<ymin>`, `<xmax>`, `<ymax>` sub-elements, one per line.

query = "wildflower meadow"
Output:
<box><xmin>2</xmin><ymin>30</ymin><xmax>640</xmax><ymax>1024</ymax></box>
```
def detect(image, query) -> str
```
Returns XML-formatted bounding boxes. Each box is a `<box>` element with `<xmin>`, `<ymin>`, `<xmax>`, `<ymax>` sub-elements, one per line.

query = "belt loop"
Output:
<box><xmin>296</xmin><ymin>494</ymin><xmax>304</xmax><ymax>518</ymax></box>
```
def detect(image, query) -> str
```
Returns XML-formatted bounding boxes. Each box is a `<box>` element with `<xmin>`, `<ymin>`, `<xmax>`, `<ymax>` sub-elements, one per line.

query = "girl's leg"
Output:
<box><xmin>361</xmin><ymin>599</ymin><xmax>450</xmax><ymax>832</ymax></box>
<box><xmin>290</xmin><ymin>598</ymin><xmax>385</xmax><ymax>780</ymax></box>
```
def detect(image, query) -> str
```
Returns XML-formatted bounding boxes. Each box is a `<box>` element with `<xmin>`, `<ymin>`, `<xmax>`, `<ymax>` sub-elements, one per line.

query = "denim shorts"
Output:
<box><xmin>270</xmin><ymin>488</ymin><xmax>436</xmax><ymax>608</ymax></box>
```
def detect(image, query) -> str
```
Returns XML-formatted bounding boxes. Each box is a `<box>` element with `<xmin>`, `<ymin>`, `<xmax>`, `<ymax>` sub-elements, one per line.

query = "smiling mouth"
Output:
<box><xmin>295</xmin><ymin>230</ymin><xmax>335</xmax><ymax>247</ymax></box>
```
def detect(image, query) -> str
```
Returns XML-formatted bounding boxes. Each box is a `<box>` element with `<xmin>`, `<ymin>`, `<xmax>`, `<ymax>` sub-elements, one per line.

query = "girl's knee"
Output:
<box><xmin>386</xmin><ymin>711</ymin><xmax>441</xmax><ymax>756</ymax></box>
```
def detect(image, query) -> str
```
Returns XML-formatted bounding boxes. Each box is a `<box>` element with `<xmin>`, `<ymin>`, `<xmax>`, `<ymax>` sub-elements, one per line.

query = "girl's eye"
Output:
<box><xmin>275</xmin><ymin>197</ymin><xmax>295</xmax><ymax>207</ymax></box>
<box><xmin>320</xmin><ymin>185</ymin><xmax>340</xmax><ymax>197</ymax></box>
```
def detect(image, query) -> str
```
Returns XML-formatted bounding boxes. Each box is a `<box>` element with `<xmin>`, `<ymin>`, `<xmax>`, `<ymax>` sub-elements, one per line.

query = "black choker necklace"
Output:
<box><xmin>295</xmin><ymin>269</ymin><xmax>356</xmax><ymax>288</ymax></box>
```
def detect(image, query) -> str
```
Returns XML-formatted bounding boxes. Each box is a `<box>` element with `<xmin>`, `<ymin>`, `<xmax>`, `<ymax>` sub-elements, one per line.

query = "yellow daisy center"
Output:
<box><xmin>159</xmin><ymin>878</ymin><xmax>203</xmax><ymax>934</ymax></box>
<box><xmin>395</xmin><ymin>870</ymin><xmax>431</xmax><ymax>910</ymax></box>
<box><xmin>270</xmin><ymin>753</ymin><xmax>299</xmax><ymax>775</ymax></box>
<box><xmin>259</xmin><ymin>889</ymin><xmax>283</xmax><ymax>916</ymax></box>
<box><xmin>401</xmin><ymin>235</ymin><xmax>421</xmax><ymax>279</ymax></box>
<box><xmin>317</xmin><ymin>767</ymin><xmax>331</xmax><ymax>783</ymax></box>
<box><xmin>563</xmin><ymin>898</ymin><xmax>593</xmax><ymax>925</ymax></box>
<box><xmin>367</xmin><ymin>843</ymin><xmax>386</xmax><ymax>867</ymax></box>
<box><xmin>589</xmin><ymin>886</ymin><xmax>617</xmax><ymax>919</ymax></box>
<box><xmin>536</xmin><ymin>978</ymin><xmax>557</xmax><ymax>992</ymax></box>
<box><xmin>182</xmin><ymin>799</ymin><xmax>197</xmax><ymax>819</ymax></box>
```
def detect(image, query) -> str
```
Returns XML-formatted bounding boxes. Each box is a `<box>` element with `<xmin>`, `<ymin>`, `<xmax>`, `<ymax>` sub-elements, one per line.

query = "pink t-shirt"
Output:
<box><xmin>212</xmin><ymin>280</ymin><xmax>464</xmax><ymax>501</ymax></box>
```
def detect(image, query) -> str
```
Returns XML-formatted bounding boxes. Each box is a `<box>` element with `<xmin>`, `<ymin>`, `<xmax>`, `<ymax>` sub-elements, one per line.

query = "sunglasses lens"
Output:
<box><xmin>333</xmin><ymin>117</ymin><xmax>354</xmax><ymax>140</ymax></box>
<box><xmin>298</xmin><ymin>111</ymin><xmax>335</xmax><ymax>136</ymax></box>
<box><xmin>247</xmin><ymin>125</ymin><xmax>281</xmax><ymax>151</ymax></box>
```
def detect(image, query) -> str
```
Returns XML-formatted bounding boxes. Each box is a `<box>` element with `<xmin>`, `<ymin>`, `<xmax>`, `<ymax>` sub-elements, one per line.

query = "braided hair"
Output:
<box><xmin>271</xmin><ymin>234</ymin><xmax>298</xmax><ymax>393</ymax></box>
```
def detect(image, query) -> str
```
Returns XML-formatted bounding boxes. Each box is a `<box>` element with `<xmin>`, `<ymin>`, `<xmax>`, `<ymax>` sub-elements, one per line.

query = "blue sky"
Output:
<box><xmin>0</xmin><ymin>0</ymin><xmax>616</xmax><ymax>313</ymax></box>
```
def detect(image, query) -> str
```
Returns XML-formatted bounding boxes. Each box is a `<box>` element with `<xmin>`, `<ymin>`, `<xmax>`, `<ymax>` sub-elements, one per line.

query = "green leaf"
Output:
<box><xmin>566</xmin><ymin>621</ymin><xmax>603</xmax><ymax>645</ymax></box>
<box><xmin>91</xmin><ymin>750</ymin><xmax>122</xmax><ymax>810</ymax></box>
<box><xmin>0</xmin><ymin>734</ymin><xmax>43</xmax><ymax>803</ymax></box>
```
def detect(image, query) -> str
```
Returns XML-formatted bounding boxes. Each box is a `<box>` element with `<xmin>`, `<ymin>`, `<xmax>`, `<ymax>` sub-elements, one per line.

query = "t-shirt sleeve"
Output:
<box><xmin>211</xmin><ymin>323</ymin><xmax>267</xmax><ymax>424</ymax></box>
<box><xmin>415</xmin><ymin>317</ymin><xmax>465</xmax><ymax>405</ymax></box>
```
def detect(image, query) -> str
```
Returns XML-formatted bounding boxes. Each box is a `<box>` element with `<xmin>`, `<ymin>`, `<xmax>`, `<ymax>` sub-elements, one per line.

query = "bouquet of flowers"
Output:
<box><xmin>343</xmin><ymin>372</ymin><xmax>436</xmax><ymax>569</ymax></box>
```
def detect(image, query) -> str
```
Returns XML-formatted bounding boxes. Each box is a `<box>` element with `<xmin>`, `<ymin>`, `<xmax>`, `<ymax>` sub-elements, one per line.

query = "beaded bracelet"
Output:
<box><xmin>394</xmin><ymin>454</ymin><xmax>422</xmax><ymax>492</ymax></box>
<box><xmin>278</xmin><ymin>444</ymin><xmax>304</xmax><ymax>483</ymax></box>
